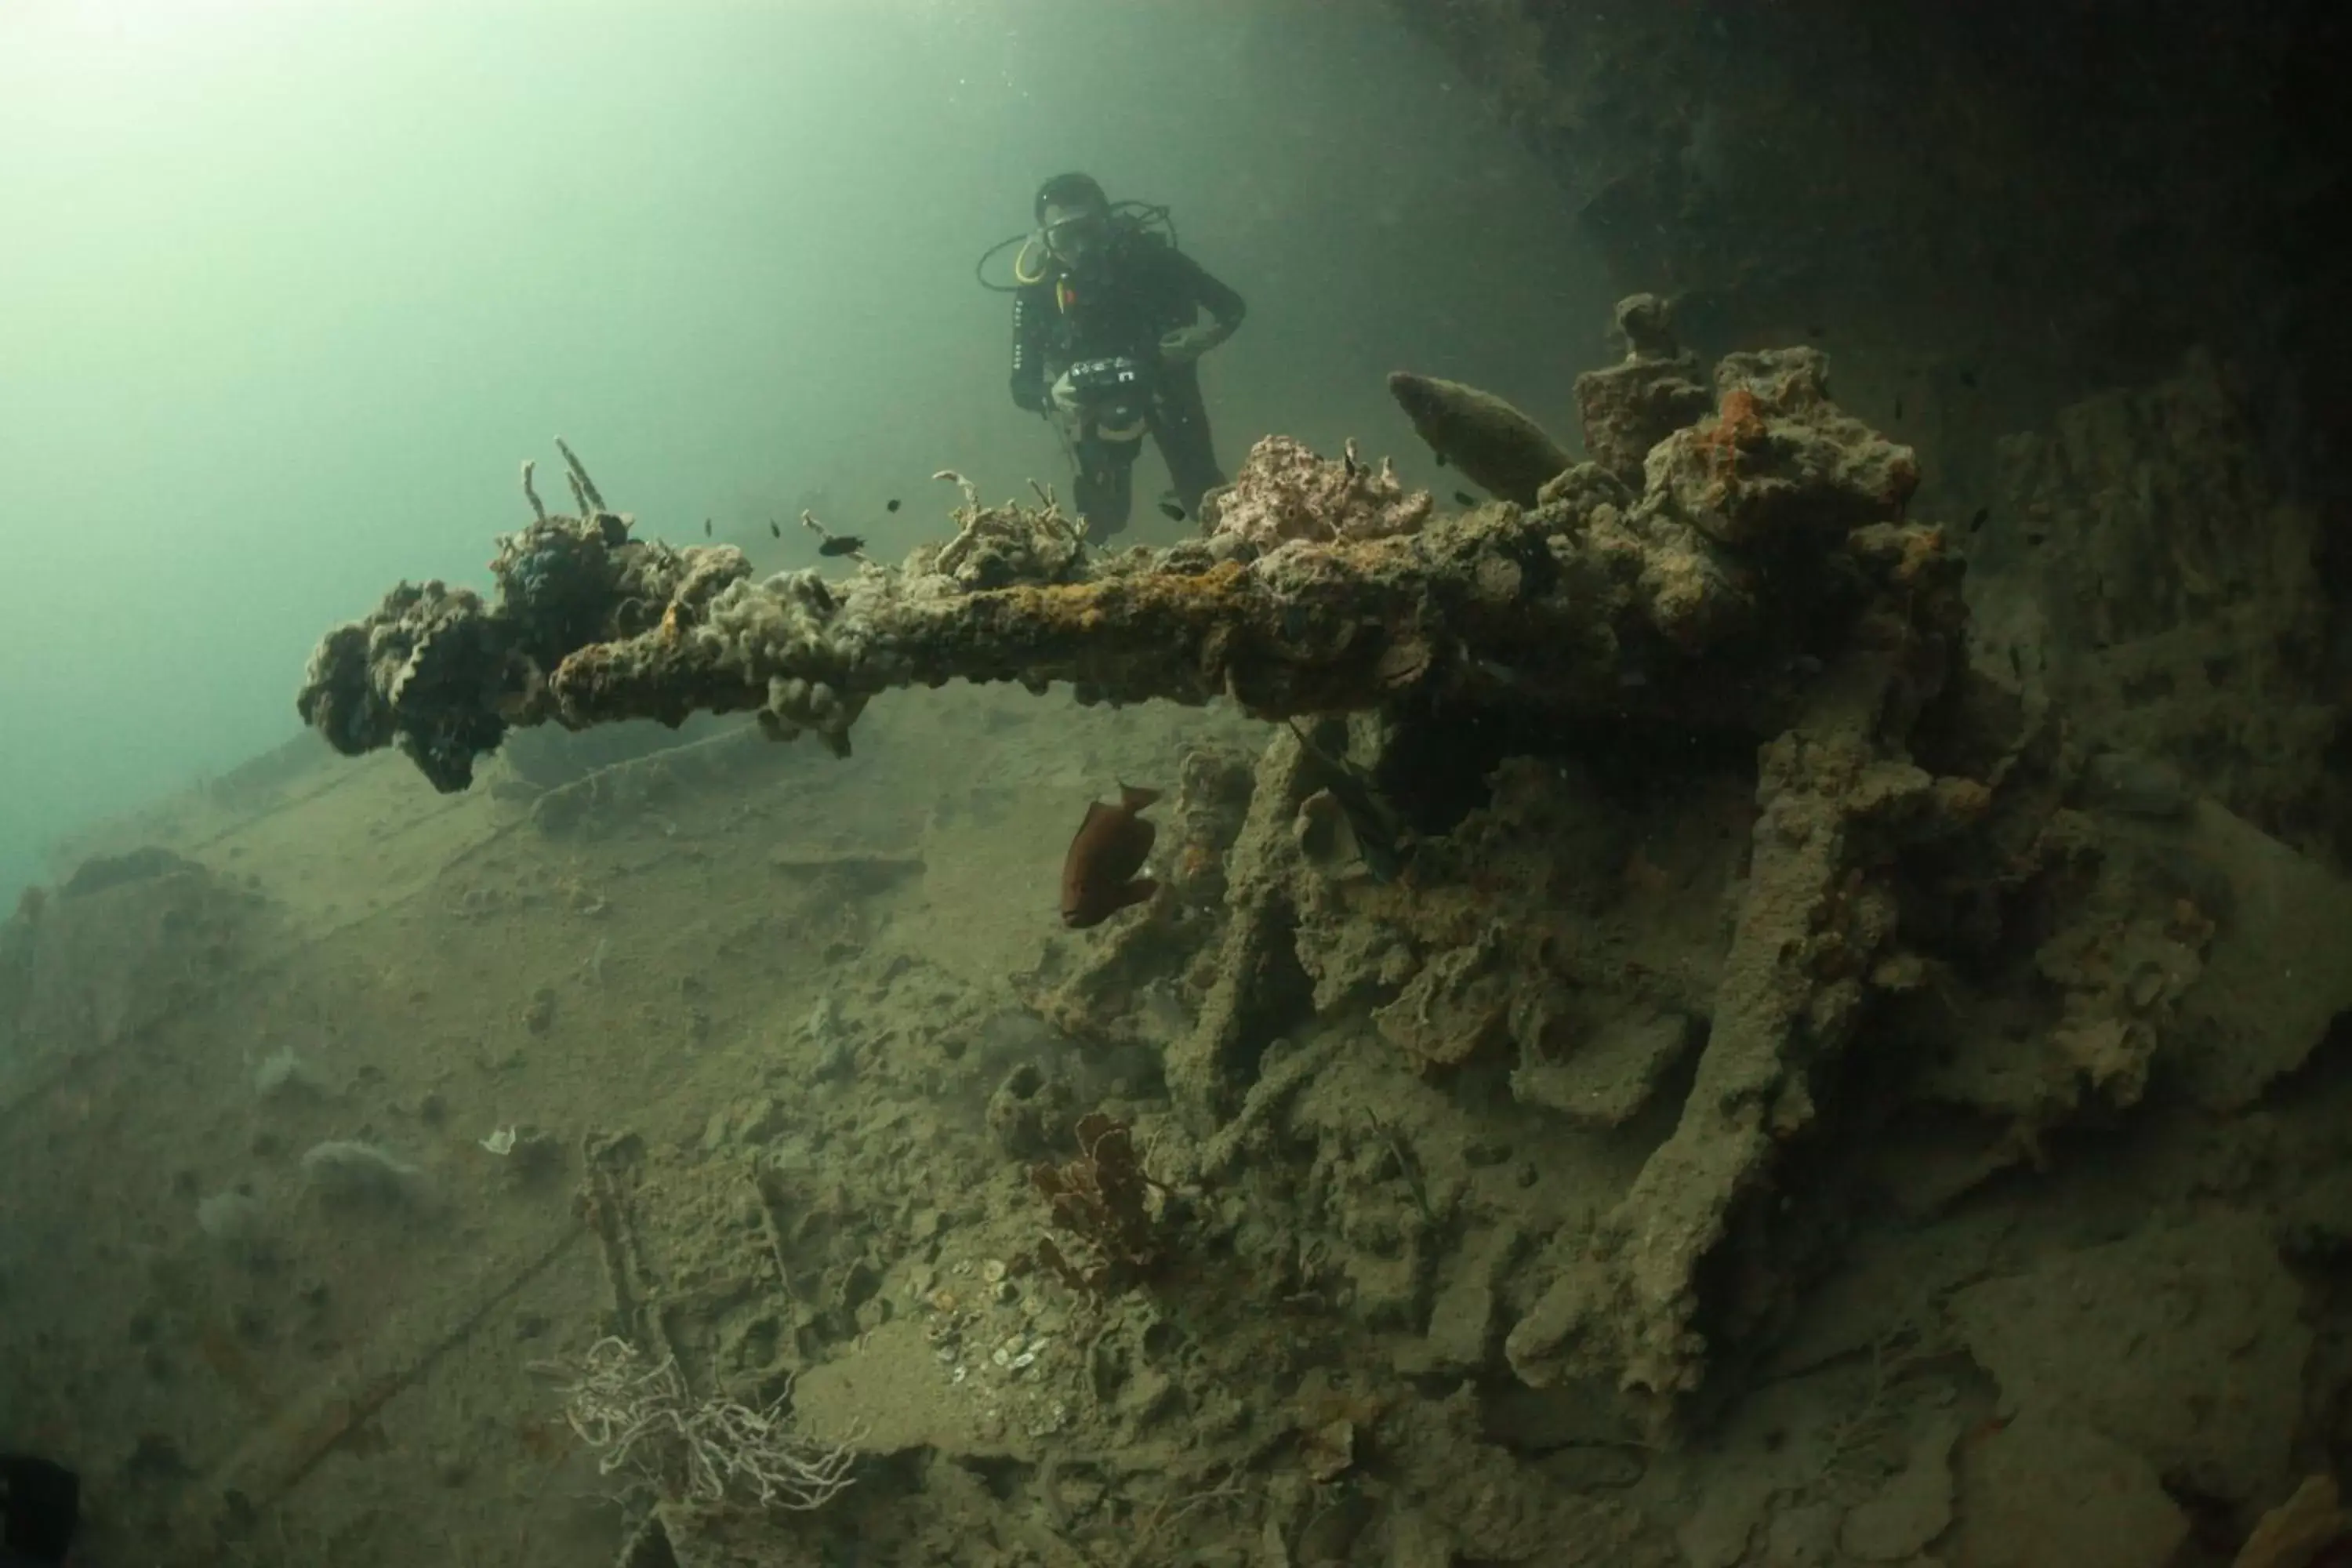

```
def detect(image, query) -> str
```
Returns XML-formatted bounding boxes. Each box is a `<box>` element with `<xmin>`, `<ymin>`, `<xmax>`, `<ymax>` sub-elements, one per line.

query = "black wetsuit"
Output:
<box><xmin>1008</xmin><ymin>231</ymin><xmax>1247</xmax><ymax>536</ymax></box>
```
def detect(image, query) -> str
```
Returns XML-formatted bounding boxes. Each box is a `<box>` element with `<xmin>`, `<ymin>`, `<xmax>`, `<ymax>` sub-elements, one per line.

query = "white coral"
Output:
<box><xmin>1206</xmin><ymin>435</ymin><xmax>1433</xmax><ymax>551</ymax></box>
<box><xmin>545</xmin><ymin>1336</ymin><xmax>858</xmax><ymax>1512</ymax></box>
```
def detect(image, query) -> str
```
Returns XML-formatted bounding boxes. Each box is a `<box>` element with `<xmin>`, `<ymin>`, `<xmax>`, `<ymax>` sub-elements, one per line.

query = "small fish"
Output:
<box><xmin>1453</xmin><ymin>490</ymin><xmax>1476</xmax><ymax>506</ymax></box>
<box><xmin>1156</xmin><ymin>499</ymin><xmax>1186</xmax><ymax>521</ymax></box>
<box><xmin>1287</xmin><ymin>722</ymin><xmax>1409</xmax><ymax>883</ymax></box>
<box><xmin>886</xmin><ymin>498</ymin><xmax>902</xmax><ymax>513</ymax></box>
<box><xmin>769</xmin><ymin>517</ymin><xmax>782</xmax><ymax>538</ymax></box>
<box><xmin>702</xmin><ymin>517</ymin><xmax>713</xmax><ymax>536</ymax></box>
<box><xmin>817</xmin><ymin>534</ymin><xmax>866</xmax><ymax>557</ymax></box>
<box><xmin>1061</xmin><ymin>785</ymin><xmax>1160</xmax><ymax>928</ymax></box>
<box><xmin>1959</xmin><ymin>368</ymin><xmax>1979</xmax><ymax>389</ymax></box>
<box><xmin>1472</xmin><ymin>657</ymin><xmax>1532</xmax><ymax>691</ymax></box>
<box><xmin>1807</xmin><ymin>325</ymin><xmax>1826</xmax><ymax>338</ymax></box>
<box><xmin>1894</xmin><ymin>395</ymin><xmax>1904</xmax><ymax>420</ymax></box>
<box><xmin>1432</xmin><ymin>451</ymin><xmax>1449</xmax><ymax>469</ymax></box>
<box><xmin>1967</xmin><ymin>506</ymin><xmax>1990</xmax><ymax>534</ymax></box>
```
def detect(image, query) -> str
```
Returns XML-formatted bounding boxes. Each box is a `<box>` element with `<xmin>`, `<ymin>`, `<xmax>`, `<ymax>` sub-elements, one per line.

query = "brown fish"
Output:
<box><xmin>1061</xmin><ymin>784</ymin><xmax>1160</xmax><ymax>928</ymax></box>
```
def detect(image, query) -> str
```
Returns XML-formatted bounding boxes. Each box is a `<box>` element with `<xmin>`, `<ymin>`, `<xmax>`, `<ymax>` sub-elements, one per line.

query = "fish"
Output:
<box><xmin>1287</xmin><ymin>722</ymin><xmax>1409</xmax><ymax>883</ymax></box>
<box><xmin>886</xmin><ymin>498</ymin><xmax>902</xmax><ymax>513</ymax></box>
<box><xmin>768</xmin><ymin>517</ymin><xmax>782</xmax><ymax>538</ymax></box>
<box><xmin>1156</xmin><ymin>499</ymin><xmax>1186</xmax><ymax>521</ymax></box>
<box><xmin>1386</xmin><ymin>370</ymin><xmax>1572</xmax><ymax>508</ymax></box>
<box><xmin>702</xmin><ymin>517</ymin><xmax>713</xmax><ymax>536</ymax></box>
<box><xmin>817</xmin><ymin>534</ymin><xmax>866</xmax><ymax>557</ymax></box>
<box><xmin>1894</xmin><ymin>395</ymin><xmax>1904</xmax><ymax>420</ymax></box>
<box><xmin>1061</xmin><ymin>784</ymin><xmax>1160</xmax><ymax>928</ymax></box>
<box><xmin>1959</xmin><ymin>368</ymin><xmax>1979</xmax><ymax>389</ymax></box>
<box><xmin>1453</xmin><ymin>490</ymin><xmax>1476</xmax><ymax>506</ymax></box>
<box><xmin>1967</xmin><ymin>506</ymin><xmax>1990</xmax><ymax>534</ymax></box>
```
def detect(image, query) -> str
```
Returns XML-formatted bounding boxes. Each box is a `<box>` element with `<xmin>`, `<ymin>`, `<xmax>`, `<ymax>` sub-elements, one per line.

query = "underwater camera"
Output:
<box><xmin>1065</xmin><ymin>355</ymin><xmax>1152</xmax><ymax>441</ymax></box>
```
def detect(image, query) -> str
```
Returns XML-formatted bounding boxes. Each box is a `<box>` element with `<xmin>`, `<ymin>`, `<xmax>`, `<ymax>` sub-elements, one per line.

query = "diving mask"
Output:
<box><xmin>1042</xmin><ymin>208</ymin><xmax>1110</xmax><ymax>267</ymax></box>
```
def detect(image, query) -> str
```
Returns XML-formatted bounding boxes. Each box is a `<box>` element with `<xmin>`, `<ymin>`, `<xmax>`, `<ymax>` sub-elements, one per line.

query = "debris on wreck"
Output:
<box><xmin>251</xmin><ymin>1044</ymin><xmax>325</xmax><ymax>1102</ymax></box>
<box><xmin>292</xmin><ymin>317</ymin><xmax>1937</xmax><ymax>795</ymax></box>
<box><xmin>920</xmin><ymin>468</ymin><xmax>1088</xmax><ymax>590</ymax></box>
<box><xmin>1199</xmin><ymin>432</ymin><xmax>1433</xmax><ymax>550</ymax></box>
<box><xmin>288</xmin><ymin>296</ymin><xmax>1954</xmax><ymax>1422</ymax></box>
<box><xmin>540</xmin><ymin>1334</ymin><xmax>858</xmax><ymax>1512</ymax></box>
<box><xmin>299</xmin><ymin>1139</ymin><xmax>434</xmax><ymax>1210</ymax></box>
<box><xmin>1025</xmin><ymin>1112</ymin><xmax>1174</xmax><ymax>1298</ymax></box>
<box><xmin>1571</xmin><ymin>292</ymin><xmax>1715</xmax><ymax>487</ymax></box>
<box><xmin>285</xmin><ymin>296</ymin><xmax>2352</xmax><ymax>1486</ymax></box>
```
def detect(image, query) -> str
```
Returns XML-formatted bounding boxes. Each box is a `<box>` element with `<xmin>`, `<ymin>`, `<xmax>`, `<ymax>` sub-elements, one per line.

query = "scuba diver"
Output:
<box><xmin>998</xmin><ymin>172</ymin><xmax>1246</xmax><ymax>538</ymax></box>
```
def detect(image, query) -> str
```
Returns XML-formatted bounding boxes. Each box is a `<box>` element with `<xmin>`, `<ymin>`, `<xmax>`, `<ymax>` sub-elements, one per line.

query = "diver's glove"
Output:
<box><xmin>1048</xmin><ymin>369</ymin><xmax>1084</xmax><ymax>417</ymax></box>
<box><xmin>1158</xmin><ymin>324</ymin><xmax>1226</xmax><ymax>365</ymax></box>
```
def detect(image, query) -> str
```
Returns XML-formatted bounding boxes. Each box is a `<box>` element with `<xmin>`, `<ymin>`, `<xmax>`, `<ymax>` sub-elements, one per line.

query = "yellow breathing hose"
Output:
<box><xmin>1012</xmin><ymin>235</ymin><xmax>1050</xmax><ymax>286</ymax></box>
